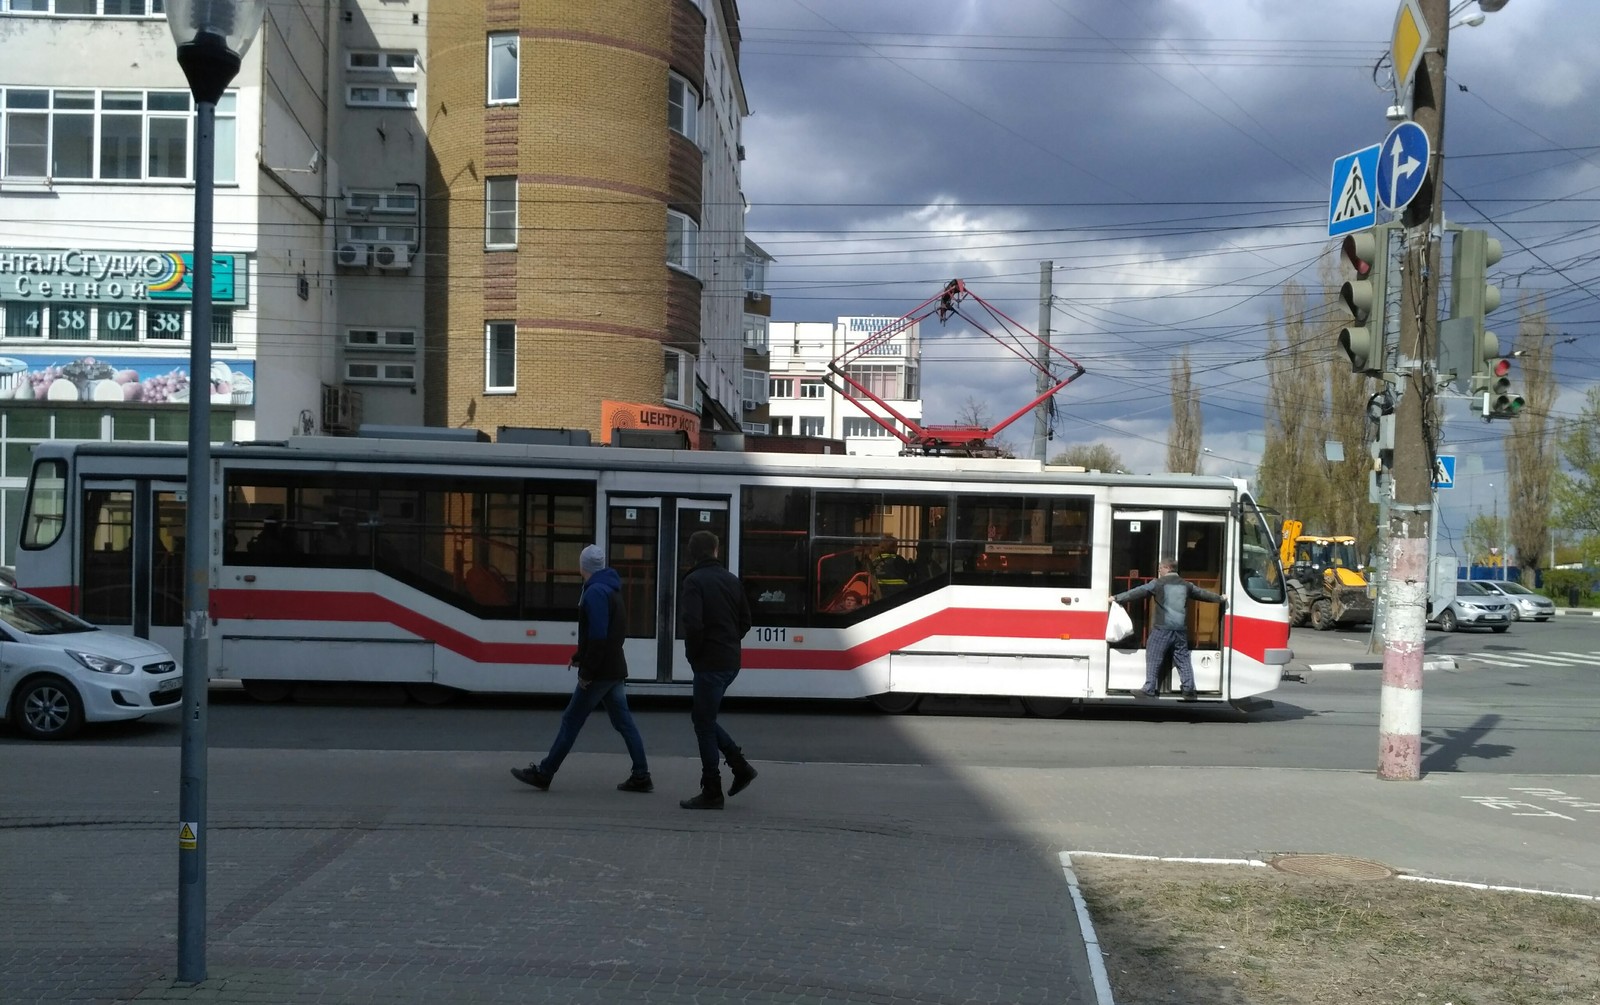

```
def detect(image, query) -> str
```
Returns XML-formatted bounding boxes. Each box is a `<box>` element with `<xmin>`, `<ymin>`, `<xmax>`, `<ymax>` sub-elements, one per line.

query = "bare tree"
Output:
<box><xmin>1257</xmin><ymin>282</ymin><xmax>1332</xmax><ymax>528</ymax></box>
<box><xmin>1166</xmin><ymin>350</ymin><xmax>1202</xmax><ymax>473</ymax></box>
<box><xmin>953</xmin><ymin>396</ymin><xmax>1015</xmax><ymax>457</ymax></box>
<box><xmin>1050</xmin><ymin>443</ymin><xmax>1127</xmax><ymax>472</ymax></box>
<box><xmin>1505</xmin><ymin>296</ymin><xmax>1558</xmax><ymax>582</ymax></box>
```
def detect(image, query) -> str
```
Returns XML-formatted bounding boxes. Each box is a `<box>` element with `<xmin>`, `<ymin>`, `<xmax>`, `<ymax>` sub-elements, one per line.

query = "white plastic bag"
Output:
<box><xmin>1105</xmin><ymin>602</ymin><xmax>1133</xmax><ymax>643</ymax></box>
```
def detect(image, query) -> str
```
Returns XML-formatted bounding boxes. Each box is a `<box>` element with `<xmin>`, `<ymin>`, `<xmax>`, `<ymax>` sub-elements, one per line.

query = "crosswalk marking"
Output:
<box><xmin>1461</xmin><ymin>650</ymin><xmax>1600</xmax><ymax>668</ymax></box>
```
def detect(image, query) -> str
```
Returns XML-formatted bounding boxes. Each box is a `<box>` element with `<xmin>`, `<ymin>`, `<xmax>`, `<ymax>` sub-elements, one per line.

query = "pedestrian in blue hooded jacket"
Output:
<box><xmin>1112</xmin><ymin>557</ymin><xmax>1227</xmax><ymax>702</ymax></box>
<box><xmin>512</xmin><ymin>544</ymin><xmax>652</xmax><ymax>792</ymax></box>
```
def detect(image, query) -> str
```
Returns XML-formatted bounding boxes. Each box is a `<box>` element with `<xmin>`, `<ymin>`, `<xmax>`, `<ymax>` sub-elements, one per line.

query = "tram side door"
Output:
<box><xmin>79</xmin><ymin>479</ymin><xmax>187</xmax><ymax>656</ymax></box>
<box><xmin>1173</xmin><ymin>511</ymin><xmax>1228</xmax><ymax>693</ymax></box>
<box><xmin>1107</xmin><ymin>510</ymin><xmax>1164</xmax><ymax>693</ymax></box>
<box><xmin>604</xmin><ymin>495</ymin><xmax>729</xmax><ymax>684</ymax></box>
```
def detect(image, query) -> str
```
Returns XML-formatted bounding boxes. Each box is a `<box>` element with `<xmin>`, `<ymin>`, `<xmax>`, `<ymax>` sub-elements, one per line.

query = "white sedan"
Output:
<box><xmin>0</xmin><ymin>587</ymin><xmax>182</xmax><ymax>740</ymax></box>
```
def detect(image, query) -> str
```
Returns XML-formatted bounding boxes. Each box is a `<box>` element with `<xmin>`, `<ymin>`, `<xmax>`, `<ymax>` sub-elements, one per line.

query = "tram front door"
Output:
<box><xmin>605</xmin><ymin>495</ymin><xmax>729</xmax><ymax>684</ymax></box>
<box><xmin>1107</xmin><ymin>508</ymin><xmax>1228</xmax><ymax>696</ymax></box>
<box><xmin>79</xmin><ymin>479</ymin><xmax>187</xmax><ymax>657</ymax></box>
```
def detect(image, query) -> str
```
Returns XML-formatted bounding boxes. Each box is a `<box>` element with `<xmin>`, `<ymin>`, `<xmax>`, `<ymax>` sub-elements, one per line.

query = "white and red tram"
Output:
<box><xmin>14</xmin><ymin>434</ymin><xmax>1291</xmax><ymax>714</ymax></box>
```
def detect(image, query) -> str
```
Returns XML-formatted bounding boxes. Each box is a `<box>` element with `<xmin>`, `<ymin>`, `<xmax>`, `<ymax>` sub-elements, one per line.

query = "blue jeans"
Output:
<box><xmin>690</xmin><ymin>669</ymin><xmax>740</xmax><ymax>775</ymax></box>
<box><xmin>538</xmin><ymin>679</ymin><xmax>649</xmax><ymax>777</ymax></box>
<box><xmin>1145</xmin><ymin>627</ymin><xmax>1195</xmax><ymax>692</ymax></box>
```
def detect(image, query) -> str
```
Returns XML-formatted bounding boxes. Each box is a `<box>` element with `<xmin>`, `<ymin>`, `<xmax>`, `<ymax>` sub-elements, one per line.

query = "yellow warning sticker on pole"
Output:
<box><xmin>179</xmin><ymin>822</ymin><xmax>198</xmax><ymax>850</ymax></box>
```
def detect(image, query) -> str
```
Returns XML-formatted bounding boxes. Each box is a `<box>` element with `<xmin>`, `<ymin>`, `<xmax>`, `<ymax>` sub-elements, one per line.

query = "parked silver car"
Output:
<box><xmin>1475</xmin><ymin>580</ymin><xmax>1555</xmax><ymax>622</ymax></box>
<box><xmin>1432</xmin><ymin>581</ymin><xmax>1513</xmax><ymax>633</ymax></box>
<box><xmin>0</xmin><ymin>587</ymin><xmax>182</xmax><ymax>740</ymax></box>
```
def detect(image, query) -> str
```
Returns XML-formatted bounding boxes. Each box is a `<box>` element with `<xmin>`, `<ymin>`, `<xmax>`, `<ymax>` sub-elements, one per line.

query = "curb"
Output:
<box><xmin>1304</xmin><ymin>658</ymin><xmax>1458</xmax><ymax>673</ymax></box>
<box><xmin>1552</xmin><ymin>609</ymin><xmax>1600</xmax><ymax>617</ymax></box>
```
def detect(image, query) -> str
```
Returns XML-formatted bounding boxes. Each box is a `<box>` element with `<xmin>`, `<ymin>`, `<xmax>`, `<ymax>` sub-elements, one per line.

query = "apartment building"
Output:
<box><xmin>766</xmin><ymin>317</ymin><xmax>924</xmax><ymax>457</ymax></box>
<box><xmin>0</xmin><ymin>0</ymin><xmax>749</xmax><ymax>562</ymax></box>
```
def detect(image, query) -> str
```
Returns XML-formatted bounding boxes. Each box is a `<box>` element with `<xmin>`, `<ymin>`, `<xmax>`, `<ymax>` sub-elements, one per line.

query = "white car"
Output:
<box><xmin>0</xmin><ymin>587</ymin><xmax>182</xmax><ymax>740</ymax></box>
<box><xmin>1475</xmin><ymin>580</ymin><xmax>1556</xmax><ymax>622</ymax></box>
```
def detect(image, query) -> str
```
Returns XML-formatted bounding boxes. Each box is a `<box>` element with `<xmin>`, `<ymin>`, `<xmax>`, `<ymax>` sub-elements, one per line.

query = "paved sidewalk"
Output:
<box><xmin>3</xmin><ymin>747</ymin><xmax>1596</xmax><ymax>1003</ymax></box>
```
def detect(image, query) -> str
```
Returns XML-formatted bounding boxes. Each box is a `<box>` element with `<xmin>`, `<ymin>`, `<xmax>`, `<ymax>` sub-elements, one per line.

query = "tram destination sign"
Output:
<box><xmin>0</xmin><ymin>249</ymin><xmax>246</xmax><ymax>306</ymax></box>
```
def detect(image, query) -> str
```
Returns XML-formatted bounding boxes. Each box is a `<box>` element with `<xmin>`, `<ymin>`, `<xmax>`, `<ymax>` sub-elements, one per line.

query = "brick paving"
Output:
<box><xmin>1</xmin><ymin>751</ymin><xmax>1094</xmax><ymax>1004</ymax></box>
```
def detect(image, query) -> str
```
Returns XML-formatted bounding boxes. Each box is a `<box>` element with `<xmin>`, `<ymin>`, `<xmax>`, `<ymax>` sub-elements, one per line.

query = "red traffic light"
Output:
<box><xmin>1492</xmin><ymin>358</ymin><xmax>1511</xmax><ymax>378</ymax></box>
<box><xmin>1341</xmin><ymin>234</ymin><xmax>1374</xmax><ymax>278</ymax></box>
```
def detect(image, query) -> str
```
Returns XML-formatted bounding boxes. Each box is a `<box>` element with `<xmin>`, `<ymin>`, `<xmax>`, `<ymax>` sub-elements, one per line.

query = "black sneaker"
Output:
<box><xmin>1180</xmin><ymin>690</ymin><xmax>1198</xmax><ymax>702</ymax></box>
<box><xmin>617</xmin><ymin>774</ymin><xmax>654</xmax><ymax>793</ymax></box>
<box><xmin>511</xmin><ymin>765</ymin><xmax>552</xmax><ymax>790</ymax></box>
<box><xmin>1139</xmin><ymin>687</ymin><xmax>1159</xmax><ymax>698</ymax></box>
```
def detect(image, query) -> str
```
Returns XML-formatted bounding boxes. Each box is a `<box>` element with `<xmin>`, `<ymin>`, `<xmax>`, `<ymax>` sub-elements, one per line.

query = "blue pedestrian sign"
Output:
<box><xmin>1378</xmin><ymin>121</ymin><xmax>1430</xmax><ymax>211</ymax></box>
<box><xmin>1432</xmin><ymin>454</ymin><xmax>1456</xmax><ymax>490</ymax></box>
<box><xmin>1328</xmin><ymin>144</ymin><xmax>1380</xmax><ymax>238</ymax></box>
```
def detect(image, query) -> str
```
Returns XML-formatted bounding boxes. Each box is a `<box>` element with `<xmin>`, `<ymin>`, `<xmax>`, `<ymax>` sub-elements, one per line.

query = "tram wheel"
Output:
<box><xmin>405</xmin><ymin>683</ymin><xmax>461</xmax><ymax>706</ymax></box>
<box><xmin>241</xmin><ymin>679</ymin><xmax>293</xmax><ymax>703</ymax></box>
<box><xmin>870</xmin><ymin>691</ymin><xmax>922</xmax><ymax>714</ymax></box>
<box><xmin>1022</xmin><ymin>696</ymin><xmax>1075</xmax><ymax>718</ymax></box>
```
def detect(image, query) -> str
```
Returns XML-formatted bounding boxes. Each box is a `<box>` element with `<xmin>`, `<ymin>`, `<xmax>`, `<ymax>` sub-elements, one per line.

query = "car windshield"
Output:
<box><xmin>1494</xmin><ymin>581</ymin><xmax>1535</xmax><ymax>595</ymax></box>
<box><xmin>0</xmin><ymin>589</ymin><xmax>95</xmax><ymax>636</ymax></box>
<box><xmin>1457</xmin><ymin>582</ymin><xmax>1495</xmax><ymax>596</ymax></box>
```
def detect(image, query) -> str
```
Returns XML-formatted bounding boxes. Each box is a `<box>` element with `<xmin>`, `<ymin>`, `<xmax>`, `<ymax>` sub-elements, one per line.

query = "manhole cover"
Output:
<box><xmin>1268</xmin><ymin>854</ymin><xmax>1396</xmax><ymax>881</ymax></box>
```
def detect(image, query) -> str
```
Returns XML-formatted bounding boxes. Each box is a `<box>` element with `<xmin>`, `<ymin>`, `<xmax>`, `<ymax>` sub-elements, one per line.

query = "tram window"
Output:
<box><xmin>740</xmin><ymin>485</ymin><xmax>811</xmax><ymax>621</ymax></box>
<box><xmin>80</xmin><ymin>489</ymin><xmax>134</xmax><ymax>625</ymax></box>
<box><xmin>21</xmin><ymin>458</ymin><xmax>67</xmax><ymax>550</ymax></box>
<box><xmin>813</xmin><ymin>490</ymin><xmax>949</xmax><ymax>620</ymax></box>
<box><xmin>1239</xmin><ymin>497</ymin><xmax>1285</xmax><ymax>604</ymax></box>
<box><xmin>951</xmin><ymin>494</ymin><xmax>1091</xmax><ymax>588</ymax></box>
<box><xmin>523</xmin><ymin>486</ymin><xmax>593</xmax><ymax>617</ymax></box>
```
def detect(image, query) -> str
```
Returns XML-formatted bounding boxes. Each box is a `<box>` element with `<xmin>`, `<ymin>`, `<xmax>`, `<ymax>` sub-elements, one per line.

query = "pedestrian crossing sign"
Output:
<box><xmin>1432</xmin><ymin>454</ymin><xmax>1456</xmax><ymax>490</ymax></box>
<box><xmin>1329</xmin><ymin>143</ymin><xmax>1380</xmax><ymax>238</ymax></box>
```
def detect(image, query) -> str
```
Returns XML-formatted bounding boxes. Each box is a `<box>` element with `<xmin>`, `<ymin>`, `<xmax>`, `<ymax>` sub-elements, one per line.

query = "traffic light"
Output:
<box><xmin>1449</xmin><ymin>227</ymin><xmax>1503</xmax><ymax>391</ymax></box>
<box><xmin>1338</xmin><ymin>224</ymin><xmax>1393</xmax><ymax>376</ymax></box>
<box><xmin>1488</xmin><ymin>357</ymin><xmax>1525</xmax><ymax>418</ymax></box>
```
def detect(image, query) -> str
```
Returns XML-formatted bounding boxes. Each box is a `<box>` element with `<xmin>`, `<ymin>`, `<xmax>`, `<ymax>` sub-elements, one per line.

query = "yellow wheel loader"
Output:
<box><xmin>1279</xmin><ymin>520</ymin><xmax>1374</xmax><ymax>630</ymax></box>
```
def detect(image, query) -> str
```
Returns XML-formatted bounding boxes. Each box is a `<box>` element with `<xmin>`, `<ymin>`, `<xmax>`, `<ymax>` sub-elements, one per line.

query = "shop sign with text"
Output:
<box><xmin>0</xmin><ymin>249</ymin><xmax>246</xmax><ymax>306</ymax></box>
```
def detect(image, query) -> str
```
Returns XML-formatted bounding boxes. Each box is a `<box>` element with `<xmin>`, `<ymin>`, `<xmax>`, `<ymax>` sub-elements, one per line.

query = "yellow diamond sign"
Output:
<box><xmin>1392</xmin><ymin>0</ymin><xmax>1430</xmax><ymax>97</ymax></box>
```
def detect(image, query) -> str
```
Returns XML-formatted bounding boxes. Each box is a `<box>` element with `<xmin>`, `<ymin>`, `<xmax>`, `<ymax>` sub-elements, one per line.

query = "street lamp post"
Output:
<box><xmin>165</xmin><ymin>0</ymin><xmax>265</xmax><ymax>984</ymax></box>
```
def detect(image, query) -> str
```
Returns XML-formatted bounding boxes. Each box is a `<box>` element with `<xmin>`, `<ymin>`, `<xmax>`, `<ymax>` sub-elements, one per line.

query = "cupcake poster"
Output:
<box><xmin>0</xmin><ymin>355</ymin><xmax>254</xmax><ymax>406</ymax></box>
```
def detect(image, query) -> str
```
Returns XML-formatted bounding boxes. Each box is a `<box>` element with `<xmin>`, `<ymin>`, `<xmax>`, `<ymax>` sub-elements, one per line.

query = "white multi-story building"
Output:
<box><xmin>766</xmin><ymin>317</ymin><xmax>923</xmax><ymax>457</ymax></box>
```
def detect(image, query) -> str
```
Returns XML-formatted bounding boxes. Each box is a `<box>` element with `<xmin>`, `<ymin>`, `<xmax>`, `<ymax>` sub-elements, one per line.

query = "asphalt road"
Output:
<box><xmin>6</xmin><ymin>618</ymin><xmax>1598</xmax><ymax>776</ymax></box>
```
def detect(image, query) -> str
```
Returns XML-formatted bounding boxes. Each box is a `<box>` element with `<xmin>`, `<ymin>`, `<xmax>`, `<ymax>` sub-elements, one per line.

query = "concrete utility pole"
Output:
<box><xmin>1378</xmin><ymin>0</ymin><xmax>1448</xmax><ymax>781</ymax></box>
<box><xmin>1033</xmin><ymin>261</ymin><xmax>1052</xmax><ymax>462</ymax></box>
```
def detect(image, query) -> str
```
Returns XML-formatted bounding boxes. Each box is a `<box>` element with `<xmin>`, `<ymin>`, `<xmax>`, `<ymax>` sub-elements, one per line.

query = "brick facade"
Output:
<box><xmin>423</xmin><ymin>0</ymin><xmax>706</xmax><ymax>437</ymax></box>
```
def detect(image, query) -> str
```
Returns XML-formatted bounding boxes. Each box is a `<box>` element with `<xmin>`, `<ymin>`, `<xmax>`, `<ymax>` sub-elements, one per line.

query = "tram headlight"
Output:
<box><xmin>68</xmin><ymin>650</ymin><xmax>135</xmax><ymax>675</ymax></box>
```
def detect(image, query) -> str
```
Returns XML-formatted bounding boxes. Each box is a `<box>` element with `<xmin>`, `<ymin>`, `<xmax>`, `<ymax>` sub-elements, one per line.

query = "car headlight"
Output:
<box><xmin>67</xmin><ymin>650</ymin><xmax>135</xmax><ymax>675</ymax></box>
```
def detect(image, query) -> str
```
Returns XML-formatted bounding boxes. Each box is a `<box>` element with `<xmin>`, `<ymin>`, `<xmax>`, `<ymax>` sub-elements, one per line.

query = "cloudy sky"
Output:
<box><xmin>735</xmin><ymin>0</ymin><xmax>1600</xmax><ymax>558</ymax></box>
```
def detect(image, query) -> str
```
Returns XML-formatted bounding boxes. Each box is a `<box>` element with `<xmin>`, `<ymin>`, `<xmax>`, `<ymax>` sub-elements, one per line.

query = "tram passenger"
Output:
<box><xmin>870</xmin><ymin>535</ymin><xmax>914</xmax><ymax>599</ymax></box>
<box><xmin>678</xmin><ymin>530</ymin><xmax>759</xmax><ymax>810</ymax></box>
<box><xmin>511</xmin><ymin>544</ymin><xmax>653</xmax><ymax>793</ymax></box>
<box><xmin>1111</xmin><ymin>556</ymin><xmax>1227</xmax><ymax>701</ymax></box>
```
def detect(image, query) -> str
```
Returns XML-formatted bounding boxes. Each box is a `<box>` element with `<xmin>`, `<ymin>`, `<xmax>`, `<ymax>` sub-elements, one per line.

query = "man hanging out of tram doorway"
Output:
<box><xmin>1111</xmin><ymin>556</ymin><xmax>1227</xmax><ymax>702</ymax></box>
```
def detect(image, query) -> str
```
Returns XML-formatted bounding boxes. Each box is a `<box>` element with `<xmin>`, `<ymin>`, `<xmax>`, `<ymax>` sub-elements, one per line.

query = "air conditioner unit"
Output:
<box><xmin>372</xmin><ymin>242</ymin><xmax>412</xmax><ymax>270</ymax></box>
<box><xmin>336</xmin><ymin>241</ymin><xmax>370</xmax><ymax>267</ymax></box>
<box><xmin>741</xmin><ymin>399</ymin><xmax>758</xmax><ymax>412</ymax></box>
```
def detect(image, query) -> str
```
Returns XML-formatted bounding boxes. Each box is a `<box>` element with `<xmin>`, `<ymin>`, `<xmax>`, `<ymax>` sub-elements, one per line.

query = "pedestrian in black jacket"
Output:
<box><xmin>512</xmin><ymin>544</ymin><xmax>652</xmax><ymax>792</ymax></box>
<box><xmin>677</xmin><ymin>530</ymin><xmax>757</xmax><ymax>810</ymax></box>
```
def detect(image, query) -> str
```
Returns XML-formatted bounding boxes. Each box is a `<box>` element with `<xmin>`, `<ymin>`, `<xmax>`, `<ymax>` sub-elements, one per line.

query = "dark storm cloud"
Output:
<box><xmin>739</xmin><ymin>0</ymin><xmax>1600</xmax><ymax>525</ymax></box>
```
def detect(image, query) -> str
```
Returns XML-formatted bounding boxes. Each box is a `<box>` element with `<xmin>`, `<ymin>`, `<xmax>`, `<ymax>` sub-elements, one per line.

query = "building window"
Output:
<box><xmin>799</xmin><ymin>380</ymin><xmax>826</xmax><ymax>399</ymax></box>
<box><xmin>486</xmin><ymin>322</ymin><xmax>515</xmax><ymax>392</ymax></box>
<box><xmin>211</xmin><ymin>308</ymin><xmax>233</xmax><ymax>345</ymax></box>
<box><xmin>844</xmin><ymin>363</ymin><xmax>906</xmax><ymax>400</ymax></box>
<box><xmin>770</xmin><ymin>417</ymin><xmax>793</xmax><ymax>436</ymax></box>
<box><xmin>799</xmin><ymin>417</ymin><xmax>825</xmax><ymax>437</ymax></box>
<box><xmin>485</xmin><ymin>176</ymin><xmax>517</xmax><ymax>248</ymax></box>
<box><xmin>741</xmin><ymin>370</ymin><xmax>767</xmax><ymax>405</ymax></box>
<box><xmin>347</xmin><ymin>50</ymin><xmax>418</xmax><ymax>72</ymax></box>
<box><xmin>346</xmin><ymin>190</ymin><xmax>419</xmax><ymax>215</ymax></box>
<box><xmin>345</xmin><ymin>361</ymin><xmax>416</xmax><ymax>385</ymax></box>
<box><xmin>768</xmin><ymin>377</ymin><xmax>793</xmax><ymax>399</ymax></box>
<box><xmin>744</xmin><ymin>254</ymin><xmax>766</xmax><ymax>293</ymax></box>
<box><xmin>668</xmin><ymin>72</ymin><xmax>698</xmax><ymax>142</ymax></box>
<box><xmin>488</xmin><ymin>33</ymin><xmax>519</xmax><ymax>104</ymax></box>
<box><xmin>843</xmin><ymin>417</ymin><xmax>895</xmax><ymax>438</ymax></box>
<box><xmin>0</xmin><ymin>86</ymin><xmax>237</xmax><ymax>183</ymax></box>
<box><xmin>666</xmin><ymin>210</ymin><xmax>698</xmax><ymax>275</ymax></box>
<box><xmin>663</xmin><ymin>348</ymin><xmax>692</xmax><ymax>407</ymax></box>
<box><xmin>742</xmin><ymin>315</ymin><xmax>768</xmax><ymax>352</ymax></box>
<box><xmin>346</xmin><ymin>85</ymin><xmax>416</xmax><ymax>108</ymax></box>
<box><xmin>347</xmin><ymin>223</ymin><xmax>418</xmax><ymax>245</ymax></box>
<box><xmin>345</xmin><ymin>328</ymin><xmax>417</xmax><ymax>351</ymax></box>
